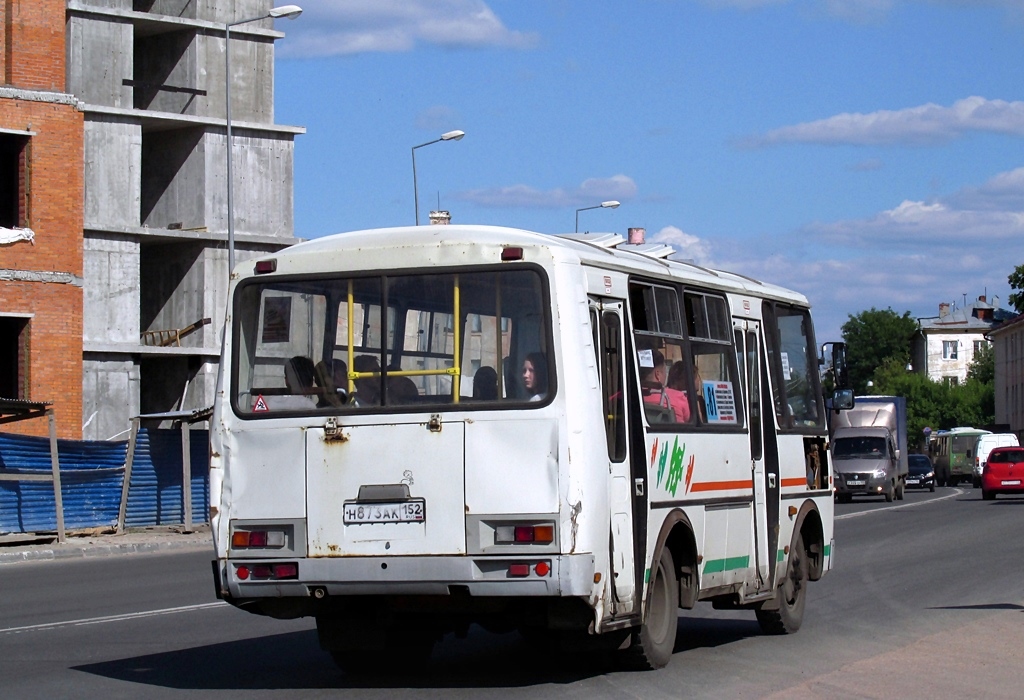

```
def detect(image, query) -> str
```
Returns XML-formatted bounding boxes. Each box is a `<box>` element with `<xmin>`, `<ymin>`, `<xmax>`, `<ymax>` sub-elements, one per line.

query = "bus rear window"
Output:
<box><xmin>231</xmin><ymin>268</ymin><xmax>551</xmax><ymax>416</ymax></box>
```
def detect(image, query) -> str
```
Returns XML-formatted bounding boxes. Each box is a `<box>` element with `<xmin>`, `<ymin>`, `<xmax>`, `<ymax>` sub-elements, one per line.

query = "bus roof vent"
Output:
<box><xmin>615</xmin><ymin>242</ymin><xmax>676</xmax><ymax>259</ymax></box>
<box><xmin>556</xmin><ymin>232</ymin><xmax>626</xmax><ymax>248</ymax></box>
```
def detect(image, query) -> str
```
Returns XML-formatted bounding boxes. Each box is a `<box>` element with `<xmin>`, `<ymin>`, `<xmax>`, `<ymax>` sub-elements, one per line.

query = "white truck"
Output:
<box><xmin>831</xmin><ymin>396</ymin><xmax>908</xmax><ymax>503</ymax></box>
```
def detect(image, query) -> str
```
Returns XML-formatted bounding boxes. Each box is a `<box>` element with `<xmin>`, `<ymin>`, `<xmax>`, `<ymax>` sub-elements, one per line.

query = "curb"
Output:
<box><xmin>0</xmin><ymin>532</ymin><xmax>212</xmax><ymax>565</ymax></box>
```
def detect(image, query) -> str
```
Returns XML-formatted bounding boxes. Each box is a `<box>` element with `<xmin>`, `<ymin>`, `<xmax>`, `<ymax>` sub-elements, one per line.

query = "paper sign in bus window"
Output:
<box><xmin>780</xmin><ymin>352</ymin><xmax>792</xmax><ymax>381</ymax></box>
<box><xmin>703</xmin><ymin>381</ymin><xmax>737</xmax><ymax>423</ymax></box>
<box><xmin>261</xmin><ymin>297</ymin><xmax>292</xmax><ymax>343</ymax></box>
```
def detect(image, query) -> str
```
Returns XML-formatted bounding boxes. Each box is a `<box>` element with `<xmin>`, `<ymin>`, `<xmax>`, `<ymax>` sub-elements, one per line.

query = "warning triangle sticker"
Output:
<box><xmin>253</xmin><ymin>395</ymin><xmax>269</xmax><ymax>412</ymax></box>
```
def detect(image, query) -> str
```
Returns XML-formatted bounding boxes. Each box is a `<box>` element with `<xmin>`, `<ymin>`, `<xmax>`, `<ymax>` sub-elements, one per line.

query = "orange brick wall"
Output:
<box><xmin>0</xmin><ymin>284</ymin><xmax>84</xmax><ymax>439</ymax></box>
<box><xmin>0</xmin><ymin>97</ymin><xmax>85</xmax><ymax>439</ymax></box>
<box><xmin>1</xmin><ymin>0</ymin><xmax>67</xmax><ymax>91</ymax></box>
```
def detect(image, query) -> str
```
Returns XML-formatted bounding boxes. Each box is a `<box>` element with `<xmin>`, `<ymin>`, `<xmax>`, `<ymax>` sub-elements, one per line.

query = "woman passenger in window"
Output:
<box><xmin>641</xmin><ymin>350</ymin><xmax>690</xmax><ymax>423</ymax></box>
<box><xmin>522</xmin><ymin>352</ymin><xmax>548</xmax><ymax>401</ymax></box>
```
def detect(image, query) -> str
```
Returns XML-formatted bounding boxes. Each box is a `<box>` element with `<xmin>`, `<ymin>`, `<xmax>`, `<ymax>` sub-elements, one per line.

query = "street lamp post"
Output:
<box><xmin>575</xmin><ymin>200</ymin><xmax>620</xmax><ymax>233</ymax></box>
<box><xmin>225</xmin><ymin>4</ymin><xmax>302</xmax><ymax>275</ymax></box>
<box><xmin>412</xmin><ymin>130</ymin><xmax>465</xmax><ymax>225</ymax></box>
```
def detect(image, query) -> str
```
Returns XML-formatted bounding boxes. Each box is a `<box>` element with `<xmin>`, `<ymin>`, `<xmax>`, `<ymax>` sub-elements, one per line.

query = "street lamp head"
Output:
<box><xmin>441</xmin><ymin>130</ymin><xmax>465</xmax><ymax>141</ymax></box>
<box><xmin>269</xmin><ymin>5</ymin><xmax>303</xmax><ymax>19</ymax></box>
<box><xmin>600</xmin><ymin>200</ymin><xmax>620</xmax><ymax>209</ymax></box>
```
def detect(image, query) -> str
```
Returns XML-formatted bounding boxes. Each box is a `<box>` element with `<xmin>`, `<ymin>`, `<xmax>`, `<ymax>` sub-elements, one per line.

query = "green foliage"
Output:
<box><xmin>869</xmin><ymin>357</ymin><xmax>994</xmax><ymax>451</ymax></box>
<box><xmin>1009</xmin><ymin>264</ymin><xmax>1024</xmax><ymax>314</ymax></box>
<box><xmin>841</xmin><ymin>308</ymin><xmax>918</xmax><ymax>394</ymax></box>
<box><xmin>966</xmin><ymin>343</ymin><xmax>994</xmax><ymax>384</ymax></box>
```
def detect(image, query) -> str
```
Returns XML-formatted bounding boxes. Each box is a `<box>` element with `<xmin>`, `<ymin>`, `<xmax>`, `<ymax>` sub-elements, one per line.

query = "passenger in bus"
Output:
<box><xmin>641</xmin><ymin>350</ymin><xmax>690</xmax><ymax>423</ymax></box>
<box><xmin>473</xmin><ymin>366</ymin><xmax>498</xmax><ymax>400</ymax></box>
<box><xmin>387</xmin><ymin>375</ymin><xmax>419</xmax><ymax>404</ymax></box>
<box><xmin>666</xmin><ymin>362</ymin><xmax>699</xmax><ymax>423</ymax></box>
<box><xmin>269</xmin><ymin>356</ymin><xmax>318</xmax><ymax>410</ymax></box>
<box><xmin>314</xmin><ymin>359</ymin><xmax>348</xmax><ymax>408</ymax></box>
<box><xmin>522</xmin><ymin>352</ymin><xmax>548</xmax><ymax>401</ymax></box>
<box><xmin>351</xmin><ymin>355</ymin><xmax>382</xmax><ymax>406</ymax></box>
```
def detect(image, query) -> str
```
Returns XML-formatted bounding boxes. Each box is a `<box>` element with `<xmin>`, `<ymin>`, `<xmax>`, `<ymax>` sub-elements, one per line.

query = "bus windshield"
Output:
<box><xmin>231</xmin><ymin>268</ymin><xmax>550</xmax><ymax>416</ymax></box>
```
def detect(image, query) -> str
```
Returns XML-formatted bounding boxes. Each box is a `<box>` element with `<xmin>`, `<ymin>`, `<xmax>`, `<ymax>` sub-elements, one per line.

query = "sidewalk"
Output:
<box><xmin>0</xmin><ymin>525</ymin><xmax>212</xmax><ymax>565</ymax></box>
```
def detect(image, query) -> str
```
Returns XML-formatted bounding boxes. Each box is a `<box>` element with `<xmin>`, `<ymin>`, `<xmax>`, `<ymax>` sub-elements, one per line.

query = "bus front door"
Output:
<box><xmin>742</xmin><ymin>321</ymin><xmax>776</xmax><ymax>591</ymax></box>
<box><xmin>592</xmin><ymin>299</ymin><xmax>639</xmax><ymax>616</ymax></box>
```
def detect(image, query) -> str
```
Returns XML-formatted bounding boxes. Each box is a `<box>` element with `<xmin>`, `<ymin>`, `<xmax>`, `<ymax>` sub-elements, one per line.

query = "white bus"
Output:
<box><xmin>210</xmin><ymin>225</ymin><xmax>848</xmax><ymax>671</ymax></box>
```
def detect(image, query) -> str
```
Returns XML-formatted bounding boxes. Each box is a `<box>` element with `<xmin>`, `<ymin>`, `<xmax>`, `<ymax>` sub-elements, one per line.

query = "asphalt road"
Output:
<box><xmin>1</xmin><ymin>487</ymin><xmax>1022</xmax><ymax>699</ymax></box>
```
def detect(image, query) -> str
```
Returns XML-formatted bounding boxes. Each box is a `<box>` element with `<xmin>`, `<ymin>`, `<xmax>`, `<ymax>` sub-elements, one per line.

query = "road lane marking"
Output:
<box><xmin>0</xmin><ymin>601</ymin><xmax>228</xmax><ymax>635</ymax></box>
<box><xmin>835</xmin><ymin>488</ymin><xmax>964</xmax><ymax>520</ymax></box>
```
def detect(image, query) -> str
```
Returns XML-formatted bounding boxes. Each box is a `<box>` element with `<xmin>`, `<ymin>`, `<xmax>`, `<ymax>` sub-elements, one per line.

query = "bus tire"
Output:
<box><xmin>756</xmin><ymin>533</ymin><xmax>808</xmax><ymax>635</ymax></box>
<box><xmin>896</xmin><ymin>478</ymin><xmax>905</xmax><ymax>501</ymax></box>
<box><xmin>884</xmin><ymin>481</ymin><xmax>895</xmax><ymax>502</ymax></box>
<box><xmin>621</xmin><ymin>548</ymin><xmax>678</xmax><ymax>670</ymax></box>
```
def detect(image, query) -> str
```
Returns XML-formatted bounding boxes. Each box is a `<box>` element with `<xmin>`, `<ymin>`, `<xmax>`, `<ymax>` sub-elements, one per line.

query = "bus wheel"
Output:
<box><xmin>756</xmin><ymin>533</ymin><xmax>808</xmax><ymax>635</ymax></box>
<box><xmin>620</xmin><ymin>548</ymin><xmax>678</xmax><ymax>670</ymax></box>
<box><xmin>884</xmin><ymin>481</ymin><xmax>895</xmax><ymax>502</ymax></box>
<box><xmin>896</xmin><ymin>479</ymin><xmax>905</xmax><ymax>501</ymax></box>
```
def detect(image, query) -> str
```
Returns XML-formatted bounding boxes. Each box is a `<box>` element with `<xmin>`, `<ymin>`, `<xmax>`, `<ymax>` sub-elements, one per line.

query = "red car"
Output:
<box><xmin>981</xmin><ymin>446</ymin><xmax>1024</xmax><ymax>500</ymax></box>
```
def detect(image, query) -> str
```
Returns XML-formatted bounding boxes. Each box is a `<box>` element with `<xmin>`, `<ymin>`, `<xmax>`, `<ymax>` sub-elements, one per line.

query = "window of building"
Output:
<box><xmin>973</xmin><ymin>340</ymin><xmax>985</xmax><ymax>355</ymax></box>
<box><xmin>0</xmin><ymin>134</ymin><xmax>29</xmax><ymax>229</ymax></box>
<box><xmin>942</xmin><ymin>340</ymin><xmax>958</xmax><ymax>360</ymax></box>
<box><xmin>0</xmin><ymin>317</ymin><xmax>29</xmax><ymax>399</ymax></box>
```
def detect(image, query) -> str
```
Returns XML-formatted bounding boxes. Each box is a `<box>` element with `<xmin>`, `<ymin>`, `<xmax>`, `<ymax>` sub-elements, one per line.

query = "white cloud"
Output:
<box><xmin>455</xmin><ymin>175</ymin><xmax>638</xmax><ymax>209</ymax></box>
<box><xmin>947</xmin><ymin>166</ymin><xmax>1024</xmax><ymax>212</ymax></box>
<box><xmin>277</xmin><ymin>0</ymin><xmax>537</xmax><ymax>57</ymax></box>
<box><xmin>742</xmin><ymin>97</ymin><xmax>1024</xmax><ymax>148</ymax></box>
<box><xmin>650</xmin><ymin>226</ymin><xmax>714</xmax><ymax>266</ymax></box>
<box><xmin>707</xmin><ymin>167</ymin><xmax>1024</xmax><ymax>340</ymax></box>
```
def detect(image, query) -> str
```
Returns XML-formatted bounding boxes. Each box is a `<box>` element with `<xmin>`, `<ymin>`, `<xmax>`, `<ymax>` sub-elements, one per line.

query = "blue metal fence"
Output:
<box><xmin>0</xmin><ymin>428</ymin><xmax>209</xmax><ymax>534</ymax></box>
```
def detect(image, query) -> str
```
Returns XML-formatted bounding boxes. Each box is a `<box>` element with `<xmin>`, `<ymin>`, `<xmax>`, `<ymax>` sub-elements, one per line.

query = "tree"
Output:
<box><xmin>966</xmin><ymin>343</ymin><xmax>994</xmax><ymax>385</ymax></box>
<box><xmin>1009</xmin><ymin>264</ymin><xmax>1024</xmax><ymax>314</ymax></box>
<box><xmin>841</xmin><ymin>308</ymin><xmax>918</xmax><ymax>394</ymax></box>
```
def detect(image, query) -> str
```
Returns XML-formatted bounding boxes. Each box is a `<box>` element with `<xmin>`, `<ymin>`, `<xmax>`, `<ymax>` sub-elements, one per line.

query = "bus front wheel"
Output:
<box><xmin>756</xmin><ymin>533</ymin><xmax>808</xmax><ymax>635</ymax></box>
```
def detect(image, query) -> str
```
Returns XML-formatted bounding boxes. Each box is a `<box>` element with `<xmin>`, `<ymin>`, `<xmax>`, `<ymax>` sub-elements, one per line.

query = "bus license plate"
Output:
<box><xmin>343</xmin><ymin>499</ymin><xmax>426</xmax><ymax>525</ymax></box>
<box><xmin>847</xmin><ymin>479</ymin><xmax>865</xmax><ymax>486</ymax></box>
<box><xmin>1001</xmin><ymin>480</ymin><xmax>1021</xmax><ymax>486</ymax></box>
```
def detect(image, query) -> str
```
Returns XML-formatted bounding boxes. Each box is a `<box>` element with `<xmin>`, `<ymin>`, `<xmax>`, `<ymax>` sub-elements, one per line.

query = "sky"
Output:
<box><xmin>271</xmin><ymin>0</ymin><xmax>1024</xmax><ymax>343</ymax></box>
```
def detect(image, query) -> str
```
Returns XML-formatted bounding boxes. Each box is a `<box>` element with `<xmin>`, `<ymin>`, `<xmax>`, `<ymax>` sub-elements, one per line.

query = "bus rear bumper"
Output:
<box><xmin>215</xmin><ymin>553</ymin><xmax>596</xmax><ymax>602</ymax></box>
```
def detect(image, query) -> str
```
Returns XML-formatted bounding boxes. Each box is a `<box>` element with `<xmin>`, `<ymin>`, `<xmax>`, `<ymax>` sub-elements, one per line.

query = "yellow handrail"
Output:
<box><xmin>452</xmin><ymin>275</ymin><xmax>461</xmax><ymax>403</ymax></box>
<box><xmin>342</xmin><ymin>275</ymin><xmax>463</xmax><ymax>400</ymax></box>
<box><xmin>347</xmin><ymin>280</ymin><xmax>355</xmax><ymax>395</ymax></box>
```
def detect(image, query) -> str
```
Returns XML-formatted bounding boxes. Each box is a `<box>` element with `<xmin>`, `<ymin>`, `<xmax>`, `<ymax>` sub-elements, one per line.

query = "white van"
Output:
<box><xmin>973</xmin><ymin>433</ymin><xmax>1020</xmax><ymax>487</ymax></box>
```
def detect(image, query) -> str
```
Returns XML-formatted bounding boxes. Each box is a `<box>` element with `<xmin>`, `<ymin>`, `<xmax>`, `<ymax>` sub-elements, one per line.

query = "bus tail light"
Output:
<box><xmin>508</xmin><ymin>564</ymin><xmax>530</xmax><ymax>577</ymax></box>
<box><xmin>496</xmin><ymin>523</ymin><xmax>555</xmax><ymax>545</ymax></box>
<box><xmin>235</xmin><ymin>563</ymin><xmax>298</xmax><ymax>581</ymax></box>
<box><xmin>506</xmin><ymin>561</ymin><xmax>551</xmax><ymax>578</ymax></box>
<box><xmin>232</xmin><ymin>528</ymin><xmax>286</xmax><ymax>549</ymax></box>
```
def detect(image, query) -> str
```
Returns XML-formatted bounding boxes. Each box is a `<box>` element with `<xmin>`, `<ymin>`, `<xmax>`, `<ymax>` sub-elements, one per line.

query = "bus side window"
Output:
<box><xmin>600</xmin><ymin>311</ymin><xmax>627</xmax><ymax>461</ymax></box>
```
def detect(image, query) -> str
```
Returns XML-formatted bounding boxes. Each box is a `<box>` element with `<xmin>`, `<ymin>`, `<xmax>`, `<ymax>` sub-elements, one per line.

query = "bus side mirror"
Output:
<box><xmin>832</xmin><ymin>388</ymin><xmax>854</xmax><ymax>411</ymax></box>
<box><xmin>820</xmin><ymin>341</ymin><xmax>850</xmax><ymax>390</ymax></box>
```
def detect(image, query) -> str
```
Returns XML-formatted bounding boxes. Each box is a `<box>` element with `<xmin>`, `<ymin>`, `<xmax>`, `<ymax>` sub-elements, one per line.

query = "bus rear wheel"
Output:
<box><xmin>620</xmin><ymin>548</ymin><xmax>678</xmax><ymax>670</ymax></box>
<box><xmin>756</xmin><ymin>533</ymin><xmax>808</xmax><ymax>635</ymax></box>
